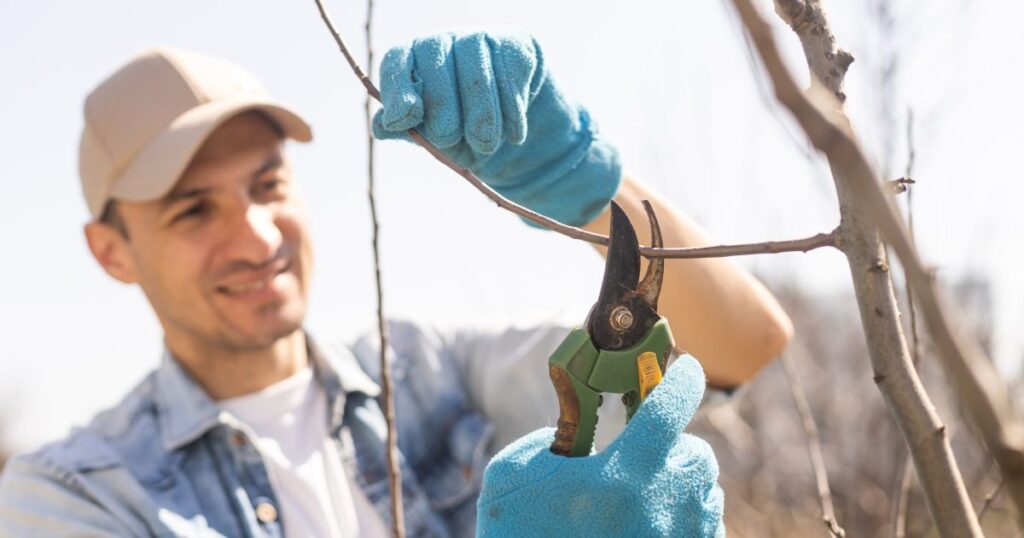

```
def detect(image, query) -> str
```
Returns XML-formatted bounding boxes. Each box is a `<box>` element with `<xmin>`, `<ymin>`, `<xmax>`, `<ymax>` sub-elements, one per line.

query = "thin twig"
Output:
<box><xmin>894</xmin><ymin>107</ymin><xmax>920</xmax><ymax>538</ymax></box>
<box><xmin>978</xmin><ymin>479</ymin><xmax>1004</xmax><ymax>522</ymax></box>
<box><xmin>737</xmin><ymin>0</ymin><xmax>986</xmax><ymax>535</ymax></box>
<box><xmin>781</xmin><ymin>351</ymin><xmax>846</xmax><ymax>537</ymax></box>
<box><xmin>311</xmin><ymin>0</ymin><xmax>838</xmax><ymax>260</ymax></box>
<box><xmin>648</xmin><ymin>230</ymin><xmax>838</xmax><ymax>258</ymax></box>
<box><xmin>894</xmin><ymin>458</ymin><xmax>915</xmax><ymax>538</ymax></box>
<box><xmin>362</xmin><ymin>0</ymin><xmax>405</xmax><ymax>535</ymax></box>
<box><xmin>904</xmin><ymin>109</ymin><xmax>920</xmax><ymax>369</ymax></box>
<box><xmin>886</xmin><ymin>177</ymin><xmax>916</xmax><ymax>194</ymax></box>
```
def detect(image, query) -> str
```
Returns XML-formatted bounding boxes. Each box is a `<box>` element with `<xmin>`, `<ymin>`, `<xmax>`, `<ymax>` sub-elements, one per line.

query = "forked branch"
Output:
<box><xmin>733</xmin><ymin>0</ymin><xmax>1024</xmax><ymax>533</ymax></box>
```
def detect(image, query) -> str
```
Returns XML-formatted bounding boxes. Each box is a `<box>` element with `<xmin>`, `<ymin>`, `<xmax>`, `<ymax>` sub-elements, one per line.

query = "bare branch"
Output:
<box><xmin>894</xmin><ymin>457</ymin><xmax>915</xmax><ymax>537</ymax></box>
<box><xmin>886</xmin><ymin>177</ymin><xmax>916</xmax><ymax>195</ymax></box>
<box><xmin>732</xmin><ymin>0</ymin><xmax>987</xmax><ymax>535</ymax></box>
<box><xmin>773</xmin><ymin>0</ymin><xmax>854</xmax><ymax>101</ymax></box>
<box><xmin>903</xmin><ymin>109</ymin><xmax>921</xmax><ymax>372</ymax></box>
<box><xmin>362</xmin><ymin>0</ymin><xmax>404</xmax><ymax>535</ymax></box>
<box><xmin>782</xmin><ymin>351</ymin><xmax>846</xmax><ymax>537</ymax></box>
<box><xmin>313</xmin><ymin>0</ymin><xmax>378</xmax><ymax>100</ymax></box>
<box><xmin>905</xmin><ymin>109</ymin><xmax>917</xmax><ymax>182</ymax></box>
<box><xmin>978</xmin><ymin>479</ymin><xmax>1004</xmax><ymax>522</ymax></box>
<box><xmin>895</xmin><ymin>107</ymin><xmax>921</xmax><ymax>538</ymax></box>
<box><xmin>649</xmin><ymin>230</ymin><xmax>837</xmax><ymax>259</ymax></box>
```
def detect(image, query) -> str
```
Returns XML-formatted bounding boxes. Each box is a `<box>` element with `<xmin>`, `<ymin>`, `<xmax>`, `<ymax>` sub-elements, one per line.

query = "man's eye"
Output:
<box><xmin>174</xmin><ymin>202</ymin><xmax>208</xmax><ymax>222</ymax></box>
<box><xmin>260</xmin><ymin>178</ymin><xmax>284</xmax><ymax>193</ymax></box>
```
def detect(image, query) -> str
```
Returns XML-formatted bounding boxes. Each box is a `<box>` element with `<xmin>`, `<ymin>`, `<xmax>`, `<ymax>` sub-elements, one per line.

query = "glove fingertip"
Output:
<box><xmin>487</xmin><ymin>33</ymin><xmax>534</xmax><ymax>145</ymax></box>
<box><xmin>378</xmin><ymin>44</ymin><xmax>425</xmax><ymax>132</ymax></box>
<box><xmin>500</xmin><ymin>101</ymin><xmax>527</xmax><ymax>145</ymax></box>
<box><xmin>466</xmin><ymin>130</ymin><xmax>501</xmax><ymax>156</ymax></box>
<box><xmin>653</xmin><ymin>354</ymin><xmax>707</xmax><ymax>423</ymax></box>
<box><xmin>371</xmin><ymin>111</ymin><xmax>411</xmax><ymax>141</ymax></box>
<box><xmin>371</xmin><ymin>110</ymin><xmax>387</xmax><ymax>138</ymax></box>
<box><xmin>453</xmin><ymin>32</ymin><xmax>503</xmax><ymax>156</ymax></box>
<box><xmin>381</xmin><ymin>92</ymin><xmax>424</xmax><ymax>131</ymax></box>
<box><xmin>610</xmin><ymin>355</ymin><xmax>707</xmax><ymax>459</ymax></box>
<box><xmin>506</xmin><ymin>123</ymin><xmax>527</xmax><ymax>145</ymax></box>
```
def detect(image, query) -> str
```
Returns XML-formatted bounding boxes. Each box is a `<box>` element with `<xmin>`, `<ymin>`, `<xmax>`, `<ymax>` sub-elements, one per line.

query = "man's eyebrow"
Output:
<box><xmin>160</xmin><ymin>154</ymin><xmax>283</xmax><ymax>210</ymax></box>
<box><xmin>161</xmin><ymin>187</ymin><xmax>212</xmax><ymax>209</ymax></box>
<box><xmin>253</xmin><ymin>154</ymin><xmax>283</xmax><ymax>178</ymax></box>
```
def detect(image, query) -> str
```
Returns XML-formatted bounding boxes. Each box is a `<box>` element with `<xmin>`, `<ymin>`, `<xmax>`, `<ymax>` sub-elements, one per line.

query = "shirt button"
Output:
<box><xmin>231</xmin><ymin>432</ymin><xmax>246</xmax><ymax>447</ymax></box>
<box><xmin>255</xmin><ymin>502</ymin><xmax>278</xmax><ymax>523</ymax></box>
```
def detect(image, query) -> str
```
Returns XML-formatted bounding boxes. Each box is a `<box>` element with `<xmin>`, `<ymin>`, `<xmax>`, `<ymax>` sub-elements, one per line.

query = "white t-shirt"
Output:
<box><xmin>219</xmin><ymin>367</ymin><xmax>389</xmax><ymax>538</ymax></box>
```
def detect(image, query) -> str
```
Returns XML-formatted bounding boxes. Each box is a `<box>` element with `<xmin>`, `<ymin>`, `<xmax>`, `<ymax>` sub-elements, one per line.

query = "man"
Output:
<box><xmin>0</xmin><ymin>32</ymin><xmax>790</xmax><ymax>536</ymax></box>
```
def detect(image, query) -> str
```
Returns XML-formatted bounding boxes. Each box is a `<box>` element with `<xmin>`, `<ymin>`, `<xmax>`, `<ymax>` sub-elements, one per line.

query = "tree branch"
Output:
<box><xmin>894</xmin><ymin>107</ymin><xmax>921</xmax><ymax>538</ymax></box>
<box><xmin>893</xmin><ymin>459</ymin><xmax>915</xmax><ymax>537</ymax></box>
<box><xmin>646</xmin><ymin>229</ymin><xmax>837</xmax><ymax>259</ymax></box>
<box><xmin>361</xmin><ymin>0</ymin><xmax>405</xmax><ymax>535</ymax></box>
<box><xmin>781</xmin><ymin>351</ymin><xmax>846</xmax><ymax>537</ymax></box>
<box><xmin>311</xmin><ymin>0</ymin><xmax>838</xmax><ymax>261</ymax></box>
<box><xmin>770</xmin><ymin>0</ymin><xmax>1024</xmax><ymax>531</ymax></box>
<box><xmin>978</xmin><ymin>479</ymin><xmax>1004</xmax><ymax>522</ymax></box>
<box><xmin>731</xmin><ymin>0</ymin><xmax>988</xmax><ymax>535</ymax></box>
<box><xmin>773</xmin><ymin>0</ymin><xmax>854</xmax><ymax>102</ymax></box>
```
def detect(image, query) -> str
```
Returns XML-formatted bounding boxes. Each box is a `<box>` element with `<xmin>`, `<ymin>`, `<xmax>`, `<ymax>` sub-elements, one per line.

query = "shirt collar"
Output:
<box><xmin>154</xmin><ymin>331</ymin><xmax>381</xmax><ymax>451</ymax></box>
<box><xmin>154</xmin><ymin>350</ymin><xmax>221</xmax><ymax>452</ymax></box>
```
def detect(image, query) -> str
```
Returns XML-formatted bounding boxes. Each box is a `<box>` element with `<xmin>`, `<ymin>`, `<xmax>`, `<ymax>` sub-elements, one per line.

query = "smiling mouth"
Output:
<box><xmin>216</xmin><ymin>261</ymin><xmax>292</xmax><ymax>296</ymax></box>
<box><xmin>221</xmin><ymin>280</ymin><xmax>271</xmax><ymax>295</ymax></box>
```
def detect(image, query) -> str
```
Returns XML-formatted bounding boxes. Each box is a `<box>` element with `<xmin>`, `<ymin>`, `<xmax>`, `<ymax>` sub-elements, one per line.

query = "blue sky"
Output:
<box><xmin>1</xmin><ymin>0</ymin><xmax>1021</xmax><ymax>451</ymax></box>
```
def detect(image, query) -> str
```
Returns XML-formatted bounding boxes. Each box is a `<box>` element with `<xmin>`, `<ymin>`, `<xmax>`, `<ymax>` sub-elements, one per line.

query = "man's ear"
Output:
<box><xmin>84</xmin><ymin>222</ymin><xmax>139</xmax><ymax>284</ymax></box>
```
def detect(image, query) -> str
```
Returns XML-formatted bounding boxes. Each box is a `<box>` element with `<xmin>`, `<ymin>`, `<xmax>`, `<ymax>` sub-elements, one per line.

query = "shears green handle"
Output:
<box><xmin>549</xmin><ymin>319</ymin><xmax>675</xmax><ymax>457</ymax></box>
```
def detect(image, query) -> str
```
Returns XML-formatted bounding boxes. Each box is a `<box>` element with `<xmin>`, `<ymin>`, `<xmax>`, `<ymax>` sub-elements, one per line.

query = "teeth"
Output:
<box><xmin>223</xmin><ymin>279</ymin><xmax>269</xmax><ymax>295</ymax></box>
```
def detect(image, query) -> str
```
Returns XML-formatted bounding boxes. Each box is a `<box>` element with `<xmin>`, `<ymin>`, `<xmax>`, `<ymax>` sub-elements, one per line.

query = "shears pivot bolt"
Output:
<box><xmin>610</xmin><ymin>306</ymin><xmax>634</xmax><ymax>332</ymax></box>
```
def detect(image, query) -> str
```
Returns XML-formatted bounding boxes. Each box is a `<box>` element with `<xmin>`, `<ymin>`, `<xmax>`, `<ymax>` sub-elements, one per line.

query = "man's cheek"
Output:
<box><xmin>163</xmin><ymin>254</ymin><xmax>212</xmax><ymax>311</ymax></box>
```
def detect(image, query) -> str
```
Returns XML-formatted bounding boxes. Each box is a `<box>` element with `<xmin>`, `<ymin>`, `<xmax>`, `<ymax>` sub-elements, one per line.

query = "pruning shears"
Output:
<box><xmin>549</xmin><ymin>200</ymin><xmax>675</xmax><ymax>457</ymax></box>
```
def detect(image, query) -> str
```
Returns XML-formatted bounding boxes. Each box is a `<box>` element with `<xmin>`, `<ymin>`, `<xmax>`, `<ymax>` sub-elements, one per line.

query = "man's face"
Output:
<box><xmin>91</xmin><ymin>112</ymin><xmax>313</xmax><ymax>352</ymax></box>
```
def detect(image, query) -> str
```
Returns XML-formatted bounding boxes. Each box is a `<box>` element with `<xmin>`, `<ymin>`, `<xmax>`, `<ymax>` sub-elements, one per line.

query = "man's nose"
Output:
<box><xmin>229</xmin><ymin>203</ymin><xmax>283</xmax><ymax>263</ymax></box>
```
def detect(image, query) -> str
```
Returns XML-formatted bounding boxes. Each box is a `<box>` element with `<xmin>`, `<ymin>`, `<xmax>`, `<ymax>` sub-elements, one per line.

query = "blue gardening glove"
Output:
<box><xmin>476</xmin><ymin>355</ymin><xmax>725</xmax><ymax>538</ymax></box>
<box><xmin>372</xmin><ymin>31</ymin><xmax>621</xmax><ymax>227</ymax></box>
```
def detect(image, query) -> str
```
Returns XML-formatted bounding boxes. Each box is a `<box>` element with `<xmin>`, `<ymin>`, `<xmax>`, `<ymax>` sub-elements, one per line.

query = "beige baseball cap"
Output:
<box><xmin>79</xmin><ymin>47</ymin><xmax>313</xmax><ymax>219</ymax></box>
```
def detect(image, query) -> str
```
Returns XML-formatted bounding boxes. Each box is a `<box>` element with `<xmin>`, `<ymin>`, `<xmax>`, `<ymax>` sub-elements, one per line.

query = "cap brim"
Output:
<box><xmin>110</xmin><ymin>97</ymin><xmax>313</xmax><ymax>205</ymax></box>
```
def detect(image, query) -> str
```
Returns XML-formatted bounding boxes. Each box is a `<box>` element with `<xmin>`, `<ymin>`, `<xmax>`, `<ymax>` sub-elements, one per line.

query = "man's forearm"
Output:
<box><xmin>582</xmin><ymin>174</ymin><xmax>793</xmax><ymax>387</ymax></box>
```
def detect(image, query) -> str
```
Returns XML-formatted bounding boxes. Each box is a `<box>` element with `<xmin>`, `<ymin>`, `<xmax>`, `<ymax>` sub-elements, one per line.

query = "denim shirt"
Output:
<box><xmin>0</xmin><ymin>320</ymin><xmax>516</xmax><ymax>537</ymax></box>
<box><xmin>0</xmin><ymin>320</ymin><xmax>723</xmax><ymax>537</ymax></box>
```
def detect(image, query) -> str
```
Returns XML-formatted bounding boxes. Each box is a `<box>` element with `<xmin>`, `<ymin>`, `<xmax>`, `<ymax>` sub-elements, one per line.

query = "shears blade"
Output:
<box><xmin>587</xmin><ymin>200</ymin><xmax>665</xmax><ymax>351</ymax></box>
